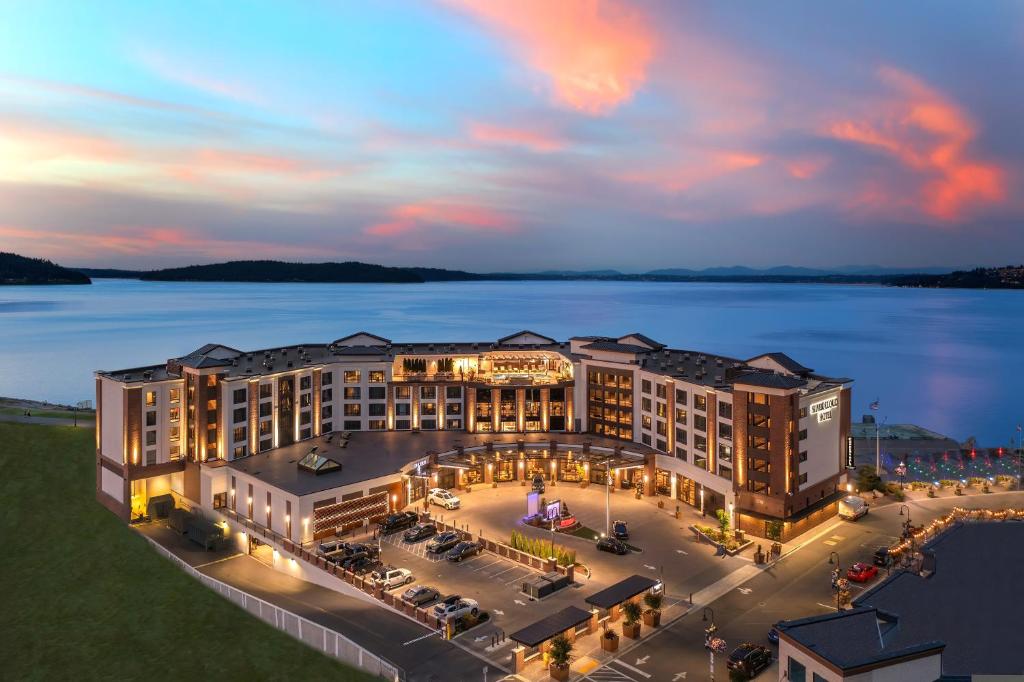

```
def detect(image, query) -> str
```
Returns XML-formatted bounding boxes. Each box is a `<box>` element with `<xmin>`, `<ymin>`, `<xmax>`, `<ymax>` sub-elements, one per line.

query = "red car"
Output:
<box><xmin>847</xmin><ymin>562</ymin><xmax>879</xmax><ymax>583</ymax></box>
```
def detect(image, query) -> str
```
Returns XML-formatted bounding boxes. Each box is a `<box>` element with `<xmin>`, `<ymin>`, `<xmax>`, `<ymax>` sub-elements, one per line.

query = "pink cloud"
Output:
<box><xmin>468</xmin><ymin>121</ymin><xmax>565</xmax><ymax>153</ymax></box>
<box><xmin>136</xmin><ymin>49</ymin><xmax>263</xmax><ymax>106</ymax></box>
<box><xmin>365</xmin><ymin>201</ymin><xmax>515</xmax><ymax>238</ymax></box>
<box><xmin>619</xmin><ymin>149</ymin><xmax>764</xmax><ymax>194</ymax></box>
<box><xmin>450</xmin><ymin>0</ymin><xmax>655</xmax><ymax>114</ymax></box>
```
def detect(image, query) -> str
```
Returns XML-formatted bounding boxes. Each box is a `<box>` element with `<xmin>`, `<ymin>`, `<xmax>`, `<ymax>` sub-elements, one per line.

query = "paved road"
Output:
<box><xmin>584</xmin><ymin>490</ymin><xmax>1024</xmax><ymax>682</ymax></box>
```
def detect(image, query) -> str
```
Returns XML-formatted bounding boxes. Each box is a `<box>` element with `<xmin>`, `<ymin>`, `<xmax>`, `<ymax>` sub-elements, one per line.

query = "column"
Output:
<box><xmin>491</xmin><ymin>388</ymin><xmax>500</xmax><ymax>433</ymax></box>
<box><xmin>516</xmin><ymin>387</ymin><xmax>525</xmax><ymax>432</ymax></box>
<box><xmin>466</xmin><ymin>387</ymin><xmax>476</xmax><ymax>433</ymax></box>
<box><xmin>540</xmin><ymin>387</ymin><xmax>550</xmax><ymax>431</ymax></box>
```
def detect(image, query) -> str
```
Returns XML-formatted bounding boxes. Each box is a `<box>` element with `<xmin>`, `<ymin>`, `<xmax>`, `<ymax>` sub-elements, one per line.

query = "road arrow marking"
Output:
<box><xmin>737</xmin><ymin>587</ymin><xmax>752</xmax><ymax>595</ymax></box>
<box><xmin>514</xmin><ymin>599</ymin><xmax>527</xmax><ymax>606</ymax></box>
<box><xmin>493</xmin><ymin>609</ymin><xmax>505</xmax><ymax>616</ymax></box>
<box><xmin>643</xmin><ymin>564</ymin><xmax>657</xmax><ymax>570</ymax></box>
<box><xmin>475</xmin><ymin>636</ymin><xmax>489</xmax><ymax>642</ymax></box>
<box><xmin>675</xmin><ymin>549</ymin><xmax>688</xmax><ymax>555</ymax></box>
<box><xmin>673</xmin><ymin>674</ymin><xmax>687</xmax><ymax>680</ymax></box>
<box><xmin>636</xmin><ymin>655</ymin><xmax>650</xmax><ymax>665</ymax></box>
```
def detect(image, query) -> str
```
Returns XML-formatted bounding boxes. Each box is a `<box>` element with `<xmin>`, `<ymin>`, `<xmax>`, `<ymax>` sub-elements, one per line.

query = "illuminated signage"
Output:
<box><xmin>845</xmin><ymin>436</ymin><xmax>855</xmax><ymax>469</ymax></box>
<box><xmin>809</xmin><ymin>396</ymin><xmax>839</xmax><ymax>423</ymax></box>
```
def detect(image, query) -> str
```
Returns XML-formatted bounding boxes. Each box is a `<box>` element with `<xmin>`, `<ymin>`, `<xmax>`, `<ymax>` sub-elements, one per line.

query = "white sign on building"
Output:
<box><xmin>809</xmin><ymin>396</ymin><xmax>839</xmax><ymax>423</ymax></box>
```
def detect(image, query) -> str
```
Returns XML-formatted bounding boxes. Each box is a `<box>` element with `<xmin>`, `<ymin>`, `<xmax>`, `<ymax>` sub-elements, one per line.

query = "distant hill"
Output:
<box><xmin>75</xmin><ymin>268</ymin><xmax>145</xmax><ymax>279</ymax></box>
<box><xmin>0</xmin><ymin>253</ymin><xmax>90</xmax><ymax>285</ymax></box>
<box><xmin>891</xmin><ymin>266</ymin><xmax>1024</xmax><ymax>289</ymax></box>
<box><xmin>139</xmin><ymin>260</ymin><xmax>427</xmax><ymax>283</ymax></box>
<box><xmin>646</xmin><ymin>264</ymin><xmax>957</xmax><ymax>277</ymax></box>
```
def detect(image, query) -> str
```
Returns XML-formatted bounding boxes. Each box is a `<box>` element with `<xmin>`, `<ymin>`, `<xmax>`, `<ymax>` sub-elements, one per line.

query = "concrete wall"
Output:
<box><xmin>99</xmin><ymin>378</ymin><xmax>124</xmax><ymax>462</ymax></box>
<box><xmin>798</xmin><ymin>387</ymin><xmax>844</xmax><ymax>491</ymax></box>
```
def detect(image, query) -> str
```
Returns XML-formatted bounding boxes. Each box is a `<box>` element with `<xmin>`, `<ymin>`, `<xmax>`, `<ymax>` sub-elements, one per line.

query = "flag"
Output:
<box><xmin>869</xmin><ymin>399</ymin><xmax>880</xmax><ymax>410</ymax></box>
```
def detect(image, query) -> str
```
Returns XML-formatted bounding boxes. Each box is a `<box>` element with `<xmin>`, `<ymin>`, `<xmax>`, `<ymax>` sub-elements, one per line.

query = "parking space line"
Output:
<box><xmin>473</xmin><ymin>559</ymin><xmax>505</xmax><ymax>572</ymax></box>
<box><xmin>490</xmin><ymin>565</ymin><xmax>523</xmax><ymax>580</ymax></box>
<box><xmin>611</xmin><ymin>659</ymin><xmax>651</xmax><ymax>679</ymax></box>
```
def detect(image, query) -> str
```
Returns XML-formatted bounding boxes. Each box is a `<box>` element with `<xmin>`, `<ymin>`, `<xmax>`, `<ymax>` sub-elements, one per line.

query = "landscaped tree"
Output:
<box><xmin>715</xmin><ymin>508</ymin><xmax>730</xmax><ymax>539</ymax></box>
<box><xmin>857</xmin><ymin>464</ymin><xmax>883</xmax><ymax>492</ymax></box>
<box><xmin>548</xmin><ymin>634</ymin><xmax>573</xmax><ymax>668</ymax></box>
<box><xmin>622</xmin><ymin>600</ymin><xmax>642</xmax><ymax>625</ymax></box>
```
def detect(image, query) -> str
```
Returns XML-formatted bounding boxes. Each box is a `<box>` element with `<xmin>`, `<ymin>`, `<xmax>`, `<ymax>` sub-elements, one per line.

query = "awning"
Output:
<box><xmin>585</xmin><ymin>575</ymin><xmax>659</xmax><ymax>610</ymax></box>
<box><xmin>509</xmin><ymin>606</ymin><xmax>592</xmax><ymax>648</ymax></box>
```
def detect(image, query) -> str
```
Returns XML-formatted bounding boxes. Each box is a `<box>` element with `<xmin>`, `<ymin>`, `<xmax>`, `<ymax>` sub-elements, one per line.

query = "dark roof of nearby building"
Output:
<box><xmin>331</xmin><ymin>345</ymin><xmax>390</xmax><ymax>356</ymax></box>
<box><xmin>782</xmin><ymin>522</ymin><xmax>1024</xmax><ymax>677</ymax></box>
<box><xmin>332</xmin><ymin>331</ymin><xmax>391</xmax><ymax>346</ymax></box>
<box><xmin>509</xmin><ymin>606</ymin><xmax>592</xmax><ymax>647</ymax></box>
<box><xmin>580</xmin><ymin>341</ymin><xmax>652</xmax><ymax>354</ymax></box>
<box><xmin>778</xmin><ymin>608</ymin><xmax>944</xmax><ymax>674</ymax></box>
<box><xmin>585</xmin><ymin>575</ymin><xmax>660</xmax><ymax>610</ymax></box>
<box><xmin>750</xmin><ymin>352</ymin><xmax>813</xmax><ymax>375</ymax></box>
<box><xmin>498</xmin><ymin>330</ymin><xmax>557</xmax><ymax>345</ymax></box>
<box><xmin>732</xmin><ymin>371</ymin><xmax>807</xmax><ymax>389</ymax></box>
<box><xmin>617</xmin><ymin>333</ymin><xmax>665</xmax><ymax>350</ymax></box>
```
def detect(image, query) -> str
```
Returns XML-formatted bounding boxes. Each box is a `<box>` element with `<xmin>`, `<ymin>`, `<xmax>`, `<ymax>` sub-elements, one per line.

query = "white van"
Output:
<box><xmin>838</xmin><ymin>495</ymin><xmax>869</xmax><ymax>520</ymax></box>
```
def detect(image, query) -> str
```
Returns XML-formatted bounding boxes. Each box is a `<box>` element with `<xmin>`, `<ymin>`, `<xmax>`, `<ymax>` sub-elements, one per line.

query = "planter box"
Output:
<box><xmin>549</xmin><ymin>663</ymin><xmax>570</xmax><ymax>681</ymax></box>
<box><xmin>622</xmin><ymin>622</ymin><xmax>641</xmax><ymax>639</ymax></box>
<box><xmin>601</xmin><ymin>634</ymin><xmax>620</xmax><ymax>652</ymax></box>
<box><xmin>642</xmin><ymin>610</ymin><xmax>661</xmax><ymax>627</ymax></box>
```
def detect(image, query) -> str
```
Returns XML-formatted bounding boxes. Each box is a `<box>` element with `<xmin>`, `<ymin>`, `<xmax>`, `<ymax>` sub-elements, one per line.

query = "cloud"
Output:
<box><xmin>467</xmin><ymin>121</ymin><xmax>565</xmax><ymax>153</ymax></box>
<box><xmin>365</xmin><ymin>201</ymin><xmax>515</xmax><ymax>239</ymax></box>
<box><xmin>618</xmin><ymin>149</ymin><xmax>764</xmax><ymax>194</ymax></box>
<box><xmin>827</xmin><ymin>66</ymin><xmax>1004</xmax><ymax>221</ymax></box>
<box><xmin>136</xmin><ymin>49</ymin><xmax>263</xmax><ymax>106</ymax></box>
<box><xmin>450</xmin><ymin>0</ymin><xmax>655</xmax><ymax>114</ymax></box>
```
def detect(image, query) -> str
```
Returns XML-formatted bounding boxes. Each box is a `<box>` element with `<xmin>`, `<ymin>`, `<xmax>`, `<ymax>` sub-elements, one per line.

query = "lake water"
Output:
<box><xmin>1</xmin><ymin>278</ymin><xmax>1022</xmax><ymax>445</ymax></box>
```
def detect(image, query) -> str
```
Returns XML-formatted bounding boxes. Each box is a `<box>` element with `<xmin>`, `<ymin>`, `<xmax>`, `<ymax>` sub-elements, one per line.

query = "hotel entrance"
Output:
<box><xmin>655</xmin><ymin>469</ymin><xmax>671</xmax><ymax>496</ymax></box>
<box><xmin>677</xmin><ymin>474</ymin><xmax>698</xmax><ymax>508</ymax></box>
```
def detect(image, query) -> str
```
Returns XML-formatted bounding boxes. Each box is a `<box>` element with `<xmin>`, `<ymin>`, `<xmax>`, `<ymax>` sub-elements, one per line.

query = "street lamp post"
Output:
<box><xmin>702</xmin><ymin>607</ymin><xmax>720</xmax><ymax>682</ymax></box>
<box><xmin>898</xmin><ymin>504</ymin><xmax>912</xmax><ymax>536</ymax></box>
<box><xmin>605</xmin><ymin>461</ymin><xmax>611</xmax><ymax>536</ymax></box>
<box><xmin>828</xmin><ymin>551</ymin><xmax>841</xmax><ymax>612</ymax></box>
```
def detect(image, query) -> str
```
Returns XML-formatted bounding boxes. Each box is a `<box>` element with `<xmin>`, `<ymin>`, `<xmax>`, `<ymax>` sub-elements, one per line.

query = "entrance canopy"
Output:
<box><xmin>585</xmin><ymin>575</ymin><xmax>660</xmax><ymax>610</ymax></box>
<box><xmin>434</xmin><ymin>435</ymin><xmax>649</xmax><ymax>472</ymax></box>
<box><xmin>509</xmin><ymin>606</ymin><xmax>592</xmax><ymax>648</ymax></box>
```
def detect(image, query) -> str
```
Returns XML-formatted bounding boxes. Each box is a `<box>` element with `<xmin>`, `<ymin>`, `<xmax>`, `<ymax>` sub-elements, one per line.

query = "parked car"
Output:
<box><xmin>726</xmin><ymin>644</ymin><xmax>773</xmax><ymax>678</ymax></box>
<box><xmin>597</xmin><ymin>536</ymin><xmax>629</xmax><ymax>555</ymax></box>
<box><xmin>838</xmin><ymin>495</ymin><xmax>869</xmax><ymax>521</ymax></box>
<box><xmin>768</xmin><ymin>622</ymin><xmax>782</xmax><ymax>644</ymax></box>
<box><xmin>318</xmin><ymin>538</ymin><xmax>347</xmax><ymax>554</ymax></box>
<box><xmin>427</xmin><ymin>531</ymin><xmax>462</xmax><ymax>554</ymax></box>
<box><xmin>427</xmin><ymin>488</ymin><xmax>461</xmax><ymax>510</ymax></box>
<box><xmin>348</xmin><ymin>556</ymin><xmax>381</xmax><ymax>575</ymax></box>
<box><xmin>433</xmin><ymin>595</ymin><xmax>479</xmax><ymax>621</ymax></box>
<box><xmin>847</xmin><ymin>562</ymin><xmax>880</xmax><ymax>583</ymax></box>
<box><xmin>612</xmin><ymin>520</ymin><xmax>629</xmax><ymax>540</ymax></box>
<box><xmin>379</xmin><ymin>511</ymin><xmax>419</xmax><ymax>535</ymax></box>
<box><xmin>372</xmin><ymin>567</ymin><xmax>414</xmax><ymax>590</ymax></box>
<box><xmin>402</xmin><ymin>585</ymin><xmax>441</xmax><ymax>606</ymax></box>
<box><xmin>531</xmin><ymin>474</ymin><xmax>546</xmax><ymax>493</ymax></box>
<box><xmin>446</xmin><ymin>541</ymin><xmax>482</xmax><ymax>562</ymax></box>
<box><xmin>404</xmin><ymin>523</ymin><xmax>438</xmax><ymax>542</ymax></box>
<box><xmin>872</xmin><ymin>547</ymin><xmax>890</xmax><ymax>567</ymax></box>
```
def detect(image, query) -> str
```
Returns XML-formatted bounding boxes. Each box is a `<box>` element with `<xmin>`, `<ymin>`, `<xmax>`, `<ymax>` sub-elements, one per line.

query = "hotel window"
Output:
<box><xmin>694</xmin><ymin>434</ymin><xmax>707</xmax><ymax>452</ymax></box>
<box><xmin>420</xmin><ymin>386</ymin><xmax>436</xmax><ymax>400</ymax></box>
<box><xmin>675</xmin><ymin>428</ymin><xmax>687</xmax><ymax>444</ymax></box>
<box><xmin>798</xmin><ymin>472</ymin><xmax>808</xmax><ymax>485</ymax></box>
<box><xmin>300</xmin><ymin>427</ymin><xmax>312</xmax><ymax>440</ymax></box>
<box><xmin>344</xmin><ymin>371</ymin><xmax>360</xmax><ymax>383</ymax></box>
<box><xmin>694</xmin><ymin>395</ymin><xmax>707</xmax><ymax>411</ymax></box>
<box><xmin>344</xmin><ymin>404</ymin><xmax>361</xmax><ymax>416</ymax></box>
<box><xmin>169</xmin><ymin>388</ymin><xmax>180</xmax><ymax>403</ymax></box>
<box><xmin>233</xmin><ymin>426</ymin><xmax>246</xmax><ymax>443</ymax></box>
<box><xmin>694</xmin><ymin>414</ymin><xmax>707</xmax><ymax>432</ymax></box>
<box><xmin>169</xmin><ymin>426</ymin><xmax>179</xmax><ymax>442</ymax></box>
<box><xmin>396</xmin><ymin>403</ymin><xmax>411</xmax><ymax>416</ymax></box>
<box><xmin>169</xmin><ymin>444</ymin><xmax>181</xmax><ymax>460</ymax></box>
<box><xmin>299</xmin><ymin>376</ymin><xmax>311</xmax><ymax>391</ymax></box>
<box><xmin>145</xmin><ymin>430</ymin><xmax>157</xmax><ymax>446</ymax></box>
<box><xmin>368</xmin><ymin>386</ymin><xmax>386</xmax><ymax>400</ymax></box>
<box><xmin>344</xmin><ymin>387</ymin><xmax>360</xmax><ymax>400</ymax></box>
<box><xmin>259</xmin><ymin>421</ymin><xmax>272</xmax><ymax>436</ymax></box>
<box><xmin>446</xmin><ymin>418</ymin><xmax>462</xmax><ymax>430</ymax></box>
<box><xmin>787</xmin><ymin>658</ymin><xmax>806</xmax><ymax>682</ymax></box>
<box><xmin>395</xmin><ymin>386</ymin><xmax>411</xmax><ymax>399</ymax></box>
<box><xmin>322</xmin><ymin>405</ymin><xmax>333</xmax><ymax>419</ymax></box>
<box><xmin>322</xmin><ymin>372</ymin><xmax>332</xmax><ymax>385</ymax></box>
<box><xmin>446</xmin><ymin>386</ymin><xmax>462</xmax><ymax>399</ymax></box>
<box><xmin>146</xmin><ymin>450</ymin><xmax>157</xmax><ymax>466</ymax></box>
<box><xmin>232</xmin><ymin>445</ymin><xmax>246</xmax><ymax>459</ymax></box>
<box><xmin>344</xmin><ymin>420</ymin><xmax>362</xmax><ymax>430</ymax></box>
<box><xmin>299</xmin><ymin>412</ymin><xmax>311</xmax><ymax>425</ymax></box>
<box><xmin>213</xmin><ymin>491</ymin><xmax>228</xmax><ymax>509</ymax></box>
<box><xmin>641</xmin><ymin>433</ymin><xmax>652</xmax><ymax>446</ymax></box>
<box><xmin>693</xmin><ymin>454</ymin><xmax>707</xmax><ymax>470</ymax></box>
<box><xmin>718</xmin><ymin>422</ymin><xmax>732</xmax><ymax>440</ymax></box>
<box><xmin>169</xmin><ymin>407</ymin><xmax>180</xmax><ymax>422</ymax></box>
<box><xmin>300</xmin><ymin>393</ymin><xmax>311</xmax><ymax>408</ymax></box>
<box><xmin>799</xmin><ymin>429</ymin><xmax>808</xmax><ymax>441</ymax></box>
<box><xmin>656</xmin><ymin>420</ymin><xmax>667</xmax><ymax>437</ymax></box>
<box><xmin>747</xmin><ymin>480</ymin><xmax>770</xmax><ymax>494</ymax></box>
<box><xmin>719</xmin><ymin>444</ymin><xmax>733</xmax><ymax>462</ymax></box>
<box><xmin>718</xmin><ymin>401</ymin><xmax>732</xmax><ymax>419</ymax></box>
<box><xmin>656</xmin><ymin>438</ymin><xmax>667</xmax><ymax>451</ymax></box>
<box><xmin>260</xmin><ymin>438</ymin><xmax>272</xmax><ymax>452</ymax></box>
<box><xmin>641</xmin><ymin>379</ymin><xmax>652</xmax><ymax>394</ymax></box>
<box><xmin>641</xmin><ymin>397</ymin><xmax>652</xmax><ymax>412</ymax></box>
<box><xmin>233</xmin><ymin>388</ymin><xmax>246</xmax><ymax>404</ymax></box>
<box><xmin>233</xmin><ymin>407</ymin><xmax>245</xmax><ymax>423</ymax></box>
<box><xmin>369</xmin><ymin>419</ymin><xmax>386</xmax><ymax>430</ymax></box>
<box><xmin>259</xmin><ymin>403</ymin><xmax>271</xmax><ymax>417</ymax></box>
<box><xmin>420</xmin><ymin>418</ymin><xmax>436</xmax><ymax>430</ymax></box>
<box><xmin>421</xmin><ymin>402</ymin><xmax>437</xmax><ymax>415</ymax></box>
<box><xmin>446</xmin><ymin>403</ymin><xmax>462</xmax><ymax>415</ymax></box>
<box><xmin>206</xmin><ymin>375</ymin><xmax>217</xmax><ymax>387</ymax></box>
<box><xmin>749</xmin><ymin>413</ymin><xmax>770</xmax><ymax>428</ymax></box>
<box><xmin>656</xmin><ymin>402</ymin><xmax>667</xmax><ymax>418</ymax></box>
<box><xmin>145</xmin><ymin>391</ymin><xmax>156</xmax><ymax>407</ymax></box>
<box><xmin>368</xmin><ymin>403</ymin><xmax>385</xmax><ymax>416</ymax></box>
<box><xmin>642</xmin><ymin>415</ymin><xmax>652</xmax><ymax>430</ymax></box>
<box><xmin>395</xmin><ymin>419</ymin><xmax>409</xmax><ymax>430</ymax></box>
<box><xmin>675</xmin><ymin>447</ymin><xmax>687</xmax><ymax>461</ymax></box>
<box><xmin>206</xmin><ymin>398</ymin><xmax>216</xmax><ymax>411</ymax></box>
<box><xmin>321</xmin><ymin>388</ymin><xmax>332</xmax><ymax>402</ymax></box>
<box><xmin>259</xmin><ymin>383</ymin><xmax>272</xmax><ymax>399</ymax></box>
<box><xmin>799</xmin><ymin>450</ymin><xmax>808</xmax><ymax>462</ymax></box>
<box><xmin>675</xmin><ymin>408</ymin><xmax>687</xmax><ymax>425</ymax></box>
<box><xmin>718</xmin><ymin>466</ymin><xmax>732</xmax><ymax>480</ymax></box>
<box><xmin>748</xmin><ymin>392</ymin><xmax>768</xmax><ymax>405</ymax></box>
<box><xmin>322</xmin><ymin>421</ymin><xmax>332</xmax><ymax>433</ymax></box>
<box><xmin>749</xmin><ymin>457</ymin><xmax>770</xmax><ymax>473</ymax></box>
<box><xmin>749</xmin><ymin>435</ymin><xmax>770</xmax><ymax>451</ymax></box>
<box><xmin>145</xmin><ymin>411</ymin><xmax>157</xmax><ymax>427</ymax></box>
<box><xmin>369</xmin><ymin>371</ymin><xmax>385</xmax><ymax>383</ymax></box>
<box><xmin>675</xmin><ymin>389</ymin><xmax>687</xmax><ymax>404</ymax></box>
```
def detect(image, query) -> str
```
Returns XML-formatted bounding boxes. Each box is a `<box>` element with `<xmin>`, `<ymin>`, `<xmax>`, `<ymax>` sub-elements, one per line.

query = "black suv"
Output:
<box><xmin>597</xmin><ymin>536</ymin><xmax>628</xmax><ymax>555</ymax></box>
<box><xmin>427</xmin><ymin>531</ymin><xmax>461</xmax><ymax>554</ymax></box>
<box><xmin>727</xmin><ymin>644</ymin><xmax>772</xmax><ymax>678</ymax></box>
<box><xmin>404</xmin><ymin>523</ymin><xmax>438</xmax><ymax>543</ymax></box>
<box><xmin>612</xmin><ymin>520</ymin><xmax>629</xmax><ymax>540</ymax></box>
<box><xmin>379</xmin><ymin>511</ymin><xmax>419</xmax><ymax>535</ymax></box>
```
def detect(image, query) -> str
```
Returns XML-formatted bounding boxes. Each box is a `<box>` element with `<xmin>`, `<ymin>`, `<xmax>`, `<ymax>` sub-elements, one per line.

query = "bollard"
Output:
<box><xmin>689</xmin><ymin>592</ymin><xmax>693</xmax><ymax>605</ymax></box>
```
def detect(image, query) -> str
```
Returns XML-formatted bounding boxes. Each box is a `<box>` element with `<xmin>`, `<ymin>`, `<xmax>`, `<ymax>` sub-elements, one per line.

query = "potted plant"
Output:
<box><xmin>642</xmin><ymin>592</ymin><xmax>663</xmax><ymax>627</ymax></box>
<box><xmin>621</xmin><ymin>601</ymin><xmax>642</xmax><ymax>639</ymax></box>
<box><xmin>548</xmin><ymin>634</ymin><xmax>572</xmax><ymax>681</ymax></box>
<box><xmin>600</xmin><ymin>628</ymin><xmax>619</xmax><ymax>652</ymax></box>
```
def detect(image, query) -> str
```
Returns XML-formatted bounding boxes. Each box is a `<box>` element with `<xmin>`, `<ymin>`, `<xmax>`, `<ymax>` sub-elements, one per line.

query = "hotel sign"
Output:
<box><xmin>809</xmin><ymin>396</ymin><xmax>839</xmax><ymax>423</ymax></box>
<box><xmin>845</xmin><ymin>436</ymin><xmax>855</xmax><ymax>469</ymax></box>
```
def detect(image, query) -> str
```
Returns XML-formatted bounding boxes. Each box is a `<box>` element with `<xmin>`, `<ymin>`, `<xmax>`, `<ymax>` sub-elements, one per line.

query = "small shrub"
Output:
<box><xmin>622</xmin><ymin>601</ymin><xmax>642</xmax><ymax>625</ymax></box>
<box><xmin>643</xmin><ymin>592</ymin><xmax>663</xmax><ymax>612</ymax></box>
<box><xmin>549</xmin><ymin>634</ymin><xmax>572</xmax><ymax>667</ymax></box>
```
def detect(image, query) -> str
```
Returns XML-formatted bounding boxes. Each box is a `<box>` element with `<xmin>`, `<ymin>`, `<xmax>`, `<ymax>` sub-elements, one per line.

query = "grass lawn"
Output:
<box><xmin>0</xmin><ymin>422</ymin><xmax>374</xmax><ymax>680</ymax></box>
<box><xmin>568</xmin><ymin>525</ymin><xmax>602</xmax><ymax>541</ymax></box>
<box><xmin>0</xmin><ymin>406</ymin><xmax>92</xmax><ymax>420</ymax></box>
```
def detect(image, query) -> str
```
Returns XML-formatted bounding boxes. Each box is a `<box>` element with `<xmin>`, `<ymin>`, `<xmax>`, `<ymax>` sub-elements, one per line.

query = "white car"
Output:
<box><xmin>428</xmin><ymin>488</ymin><xmax>461</xmax><ymax>510</ymax></box>
<box><xmin>371</xmin><ymin>567</ymin><xmax>414</xmax><ymax>590</ymax></box>
<box><xmin>432</xmin><ymin>595</ymin><xmax>479</xmax><ymax>621</ymax></box>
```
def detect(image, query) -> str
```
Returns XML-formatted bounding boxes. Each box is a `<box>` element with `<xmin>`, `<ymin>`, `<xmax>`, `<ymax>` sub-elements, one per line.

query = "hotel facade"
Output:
<box><xmin>95</xmin><ymin>331</ymin><xmax>852</xmax><ymax>543</ymax></box>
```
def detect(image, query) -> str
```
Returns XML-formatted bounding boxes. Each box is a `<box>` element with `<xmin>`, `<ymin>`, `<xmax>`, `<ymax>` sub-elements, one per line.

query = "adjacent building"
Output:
<box><xmin>95</xmin><ymin>331</ymin><xmax>852</xmax><ymax>544</ymax></box>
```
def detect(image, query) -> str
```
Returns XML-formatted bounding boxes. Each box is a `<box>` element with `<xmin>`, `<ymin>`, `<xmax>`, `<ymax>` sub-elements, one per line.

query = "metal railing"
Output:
<box><xmin>141</xmin><ymin>535</ymin><xmax>403</xmax><ymax>681</ymax></box>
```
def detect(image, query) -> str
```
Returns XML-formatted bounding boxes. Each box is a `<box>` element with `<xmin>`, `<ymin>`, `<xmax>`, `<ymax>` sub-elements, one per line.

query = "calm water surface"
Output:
<box><xmin>1</xmin><ymin>278</ymin><xmax>1022</xmax><ymax>444</ymax></box>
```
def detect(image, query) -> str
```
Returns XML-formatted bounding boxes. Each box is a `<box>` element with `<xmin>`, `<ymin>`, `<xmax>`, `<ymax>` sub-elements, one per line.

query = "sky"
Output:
<box><xmin>1</xmin><ymin>0</ymin><xmax>1022</xmax><ymax>271</ymax></box>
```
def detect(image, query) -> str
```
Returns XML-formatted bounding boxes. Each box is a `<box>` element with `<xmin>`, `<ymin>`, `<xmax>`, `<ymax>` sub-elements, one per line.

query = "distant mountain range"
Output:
<box><xmin>1</xmin><ymin>252</ymin><xmax>91</xmax><ymax>285</ymax></box>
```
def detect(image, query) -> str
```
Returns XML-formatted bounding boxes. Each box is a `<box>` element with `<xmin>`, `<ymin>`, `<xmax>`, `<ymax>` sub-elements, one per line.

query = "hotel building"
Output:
<box><xmin>95</xmin><ymin>331</ymin><xmax>852</xmax><ymax>543</ymax></box>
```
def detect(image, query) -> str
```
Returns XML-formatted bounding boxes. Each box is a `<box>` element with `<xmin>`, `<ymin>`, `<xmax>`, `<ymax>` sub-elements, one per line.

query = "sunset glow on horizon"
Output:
<box><xmin>1</xmin><ymin>1</ymin><xmax>1021</xmax><ymax>270</ymax></box>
